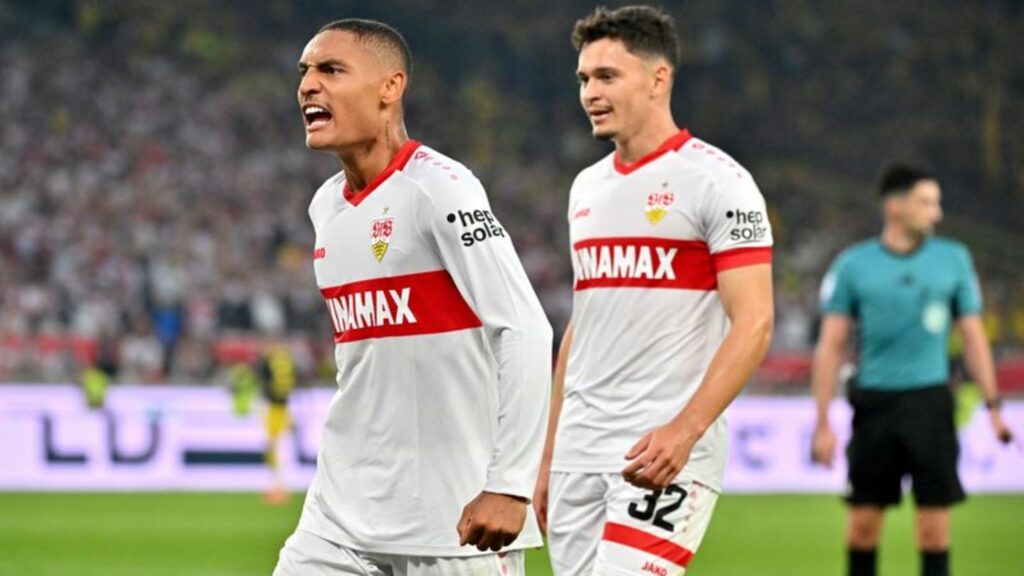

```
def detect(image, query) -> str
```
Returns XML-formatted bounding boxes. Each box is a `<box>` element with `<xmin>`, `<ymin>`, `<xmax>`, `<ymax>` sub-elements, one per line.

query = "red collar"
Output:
<box><xmin>613</xmin><ymin>129</ymin><xmax>692</xmax><ymax>175</ymax></box>
<box><xmin>343</xmin><ymin>139</ymin><xmax>421</xmax><ymax>206</ymax></box>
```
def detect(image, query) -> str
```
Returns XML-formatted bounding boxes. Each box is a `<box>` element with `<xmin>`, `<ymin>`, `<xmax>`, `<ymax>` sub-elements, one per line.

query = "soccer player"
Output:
<box><xmin>535</xmin><ymin>6</ymin><xmax>775</xmax><ymax>575</ymax></box>
<box><xmin>274</xmin><ymin>19</ymin><xmax>552</xmax><ymax>575</ymax></box>
<box><xmin>811</xmin><ymin>164</ymin><xmax>1013</xmax><ymax>576</ymax></box>
<box><xmin>260</xmin><ymin>344</ymin><xmax>296</xmax><ymax>505</ymax></box>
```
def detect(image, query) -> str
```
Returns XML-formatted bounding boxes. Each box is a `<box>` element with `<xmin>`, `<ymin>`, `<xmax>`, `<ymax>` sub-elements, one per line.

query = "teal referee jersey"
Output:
<box><xmin>820</xmin><ymin>236</ymin><xmax>982</xmax><ymax>391</ymax></box>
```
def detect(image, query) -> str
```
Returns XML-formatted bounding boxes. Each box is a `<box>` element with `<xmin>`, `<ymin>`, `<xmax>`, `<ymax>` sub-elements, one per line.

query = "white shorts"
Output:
<box><xmin>273</xmin><ymin>530</ymin><xmax>525</xmax><ymax>576</ymax></box>
<box><xmin>547</xmin><ymin>472</ymin><xmax>719</xmax><ymax>576</ymax></box>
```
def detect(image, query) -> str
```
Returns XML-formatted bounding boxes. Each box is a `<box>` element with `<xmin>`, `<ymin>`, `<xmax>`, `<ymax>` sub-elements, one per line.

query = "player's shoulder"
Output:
<box><xmin>570</xmin><ymin>152</ymin><xmax>615</xmax><ymax>192</ymax></box>
<box><xmin>927</xmin><ymin>235</ymin><xmax>969</xmax><ymax>255</ymax></box>
<box><xmin>577</xmin><ymin>152</ymin><xmax>615</xmax><ymax>179</ymax></box>
<box><xmin>673</xmin><ymin>136</ymin><xmax>755</xmax><ymax>187</ymax></box>
<box><xmin>927</xmin><ymin>236</ymin><xmax>975</xmax><ymax>272</ymax></box>
<box><xmin>308</xmin><ymin>171</ymin><xmax>346</xmax><ymax>228</ymax></box>
<box><xmin>398</xmin><ymin>143</ymin><xmax>482</xmax><ymax>198</ymax></box>
<box><xmin>833</xmin><ymin>239</ymin><xmax>881</xmax><ymax>269</ymax></box>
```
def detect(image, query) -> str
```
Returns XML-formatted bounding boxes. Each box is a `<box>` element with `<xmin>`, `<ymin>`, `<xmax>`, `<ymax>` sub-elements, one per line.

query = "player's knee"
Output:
<box><xmin>916</xmin><ymin>524</ymin><xmax>950</xmax><ymax>551</ymax></box>
<box><xmin>847</xmin><ymin>517</ymin><xmax>882</xmax><ymax>548</ymax></box>
<box><xmin>915</xmin><ymin>507</ymin><xmax>951</xmax><ymax>551</ymax></box>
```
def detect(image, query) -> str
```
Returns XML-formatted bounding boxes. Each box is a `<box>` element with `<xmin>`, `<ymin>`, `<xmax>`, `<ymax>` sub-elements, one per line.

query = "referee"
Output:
<box><xmin>810</xmin><ymin>163</ymin><xmax>1012</xmax><ymax>576</ymax></box>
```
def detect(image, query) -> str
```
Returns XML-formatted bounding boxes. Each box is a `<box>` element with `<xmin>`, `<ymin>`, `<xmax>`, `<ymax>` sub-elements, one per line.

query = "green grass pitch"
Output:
<box><xmin>0</xmin><ymin>493</ymin><xmax>1021</xmax><ymax>575</ymax></box>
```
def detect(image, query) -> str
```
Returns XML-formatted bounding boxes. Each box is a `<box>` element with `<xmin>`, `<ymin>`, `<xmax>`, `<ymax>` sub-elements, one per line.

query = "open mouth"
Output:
<box><xmin>302</xmin><ymin>104</ymin><xmax>333</xmax><ymax>130</ymax></box>
<box><xmin>588</xmin><ymin>108</ymin><xmax>612</xmax><ymax>123</ymax></box>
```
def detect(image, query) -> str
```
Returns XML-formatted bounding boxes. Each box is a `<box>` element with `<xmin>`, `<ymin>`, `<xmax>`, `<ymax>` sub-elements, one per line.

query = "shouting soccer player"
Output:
<box><xmin>273</xmin><ymin>19</ymin><xmax>552</xmax><ymax>576</ymax></box>
<box><xmin>536</xmin><ymin>6</ymin><xmax>774</xmax><ymax>575</ymax></box>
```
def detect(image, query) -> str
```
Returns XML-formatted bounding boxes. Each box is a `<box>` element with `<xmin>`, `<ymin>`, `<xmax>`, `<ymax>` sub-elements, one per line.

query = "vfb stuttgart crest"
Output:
<box><xmin>645</xmin><ymin>190</ymin><xmax>675</xmax><ymax>225</ymax></box>
<box><xmin>370</xmin><ymin>218</ymin><xmax>393</xmax><ymax>261</ymax></box>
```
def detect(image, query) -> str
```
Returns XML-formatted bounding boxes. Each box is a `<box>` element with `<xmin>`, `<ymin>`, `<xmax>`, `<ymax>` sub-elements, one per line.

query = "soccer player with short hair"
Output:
<box><xmin>811</xmin><ymin>163</ymin><xmax>1013</xmax><ymax>576</ymax></box>
<box><xmin>273</xmin><ymin>19</ymin><xmax>552</xmax><ymax>576</ymax></box>
<box><xmin>535</xmin><ymin>6</ymin><xmax>775</xmax><ymax>575</ymax></box>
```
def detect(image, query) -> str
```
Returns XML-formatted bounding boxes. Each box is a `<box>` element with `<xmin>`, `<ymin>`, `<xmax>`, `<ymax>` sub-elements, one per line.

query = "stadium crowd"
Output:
<box><xmin>1</xmin><ymin>1</ymin><xmax>1022</xmax><ymax>386</ymax></box>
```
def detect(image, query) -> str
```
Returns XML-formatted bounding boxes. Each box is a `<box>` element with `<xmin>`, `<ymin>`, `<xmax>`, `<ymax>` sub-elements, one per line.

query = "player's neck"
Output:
<box><xmin>614</xmin><ymin>115</ymin><xmax>680</xmax><ymax>164</ymax></box>
<box><xmin>338</xmin><ymin>123</ymin><xmax>409</xmax><ymax>192</ymax></box>
<box><xmin>880</xmin><ymin>225</ymin><xmax>926</xmax><ymax>254</ymax></box>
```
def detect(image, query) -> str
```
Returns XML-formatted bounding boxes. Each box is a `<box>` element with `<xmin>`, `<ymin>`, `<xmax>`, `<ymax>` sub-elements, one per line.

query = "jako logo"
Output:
<box><xmin>641</xmin><ymin>561</ymin><xmax>667</xmax><ymax>576</ymax></box>
<box><xmin>726</xmin><ymin>209</ymin><xmax>768</xmax><ymax>241</ymax></box>
<box><xmin>446</xmin><ymin>209</ymin><xmax>506</xmax><ymax>247</ymax></box>
<box><xmin>313</xmin><ymin>247</ymin><xmax>326</xmax><ymax>260</ymax></box>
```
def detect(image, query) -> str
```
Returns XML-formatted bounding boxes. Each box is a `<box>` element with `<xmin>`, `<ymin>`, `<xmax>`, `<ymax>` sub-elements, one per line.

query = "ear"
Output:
<box><xmin>381</xmin><ymin>70</ymin><xmax>408</xmax><ymax>106</ymax></box>
<box><xmin>651</xmin><ymin>62</ymin><xmax>673</xmax><ymax>98</ymax></box>
<box><xmin>882</xmin><ymin>195</ymin><xmax>902</xmax><ymax>219</ymax></box>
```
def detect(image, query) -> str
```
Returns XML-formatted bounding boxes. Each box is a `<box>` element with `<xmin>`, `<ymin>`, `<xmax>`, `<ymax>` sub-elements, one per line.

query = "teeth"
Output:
<box><xmin>304</xmin><ymin>105</ymin><xmax>326</xmax><ymax>115</ymax></box>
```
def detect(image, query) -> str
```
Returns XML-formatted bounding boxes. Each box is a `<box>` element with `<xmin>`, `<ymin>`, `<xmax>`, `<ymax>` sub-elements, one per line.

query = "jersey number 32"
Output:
<box><xmin>627</xmin><ymin>485</ymin><xmax>688</xmax><ymax>531</ymax></box>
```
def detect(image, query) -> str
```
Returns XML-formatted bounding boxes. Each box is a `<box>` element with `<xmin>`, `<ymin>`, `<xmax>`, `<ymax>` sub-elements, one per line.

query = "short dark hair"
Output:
<box><xmin>572</xmin><ymin>6</ymin><xmax>681</xmax><ymax>71</ymax></box>
<box><xmin>877</xmin><ymin>163</ymin><xmax>936</xmax><ymax>197</ymax></box>
<box><xmin>318</xmin><ymin>19</ymin><xmax>412</xmax><ymax>76</ymax></box>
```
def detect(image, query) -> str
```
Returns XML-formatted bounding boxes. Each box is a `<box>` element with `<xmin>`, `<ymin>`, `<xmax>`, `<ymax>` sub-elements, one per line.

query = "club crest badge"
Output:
<box><xmin>645</xmin><ymin>190</ymin><xmax>675</xmax><ymax>225</ymax></box>
<box><xmin>371</xmin><ymin>218</ymin><xmax>393</xmax><ymax>261</ymax></box>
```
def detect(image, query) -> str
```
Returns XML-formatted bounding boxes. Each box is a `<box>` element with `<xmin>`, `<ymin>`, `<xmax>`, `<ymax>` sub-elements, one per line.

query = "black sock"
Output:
<box><xmin>921</xmin><ymin>550</ymin><xmax>950</xmax><ymax>576</ymax></box>
<box><xmin>848</xmin><ymin>548</ymin><xmax>877</xmax><ymax>576</ymax></box>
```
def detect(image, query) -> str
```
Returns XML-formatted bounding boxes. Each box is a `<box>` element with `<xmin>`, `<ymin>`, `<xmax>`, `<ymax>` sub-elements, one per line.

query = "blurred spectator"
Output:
<box><xmin>0</xmin><ymin>1</ymin><xmax>1021</xmax><ymax>386</ymax></box>
<box><xmin>118</xmin><ymin>314</ymin><xmax>164</xmax><ymax>383</ymax></box>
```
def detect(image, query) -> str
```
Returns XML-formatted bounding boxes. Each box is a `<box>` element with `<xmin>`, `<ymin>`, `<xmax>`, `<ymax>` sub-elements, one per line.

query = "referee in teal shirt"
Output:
<box><xmin>810</xmin><ymin>164</ymin><xmax>1012</xmax><ymax>576</ymax></box>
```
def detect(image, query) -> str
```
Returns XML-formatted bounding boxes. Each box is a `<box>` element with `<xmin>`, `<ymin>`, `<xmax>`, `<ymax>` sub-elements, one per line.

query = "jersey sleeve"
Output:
<box><xmin>952</xmin><ymin>244</ymin><xmax>983</xmax><ymax>318</ymax></box>
<box><xmin>417</xmin><ymin>175</ymin><xmax>553</xmax><ymax>501</ymax></box>
<box><xmin>700</xmin><ymin>173</ymin><xmax>774</xmax><ymax>272</ymax></box>
<box><xmin>820</xmin><ymin>251</ymin><xmax>857</xmax><ymax>317</ymax></box>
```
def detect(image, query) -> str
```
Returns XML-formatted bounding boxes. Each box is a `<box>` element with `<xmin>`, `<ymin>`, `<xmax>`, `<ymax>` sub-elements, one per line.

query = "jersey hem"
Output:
<box><xmin>549</xmin><ymin>462</ymin><xmax>722</xmax><ymax>493</ymax></box>
<box><xmin>297</xmin><ymin>526</ymin><xmax>544</xmax><ymax>558</ymax></box>
<box><xmin>853</xmin><ymin>380</ymin><xmax>950</xmax><ymax>392</ymax></box>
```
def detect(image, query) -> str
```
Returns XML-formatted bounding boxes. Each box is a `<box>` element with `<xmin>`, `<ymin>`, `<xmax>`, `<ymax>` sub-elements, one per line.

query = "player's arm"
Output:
<box><xmin>810</xmin><ymin>314</ymin><xmax>852</xmax><ymax>466</ymax></box>
<box><xmin>952</xmin><ymin>246</ymin><xmax>1013</xmax><ymax>444</ymax></box>
<box><xmin>533</xmin><ymin>320</ymin><xmax>572</xmax><ymax>535</ymax></box>
<box><xmin>419</xmin><ymin>176</ymin><xmax>553</xmax><ymax>551</ymax></box>
<box><xmin>809</xmin><ymin>251</ymin><xmax>857</xmax><ymax>466</ymax></box>
<box><xmin>957</xmin><ymin>315</ymin><xmax>1013</xmax><ymax>444</ymax></box>
<box><xmin>623</xmin><ymin>263</ymin><xmax>773</xmax><ymax>489</ymax></box>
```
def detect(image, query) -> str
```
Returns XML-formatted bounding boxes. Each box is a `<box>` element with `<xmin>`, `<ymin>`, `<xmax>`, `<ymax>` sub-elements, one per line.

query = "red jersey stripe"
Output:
<box><xmin>712</xmin><ymin>246</ymin><xmax>772</xmax><ymax>272</ymax></box>
<box><xmin>343</xmin><ymin>140</ymin><xmax>421</xmax><ymax>207</ymax></box>
<box><xmin>602</xmin><ymin>522</ymin><xmax>695</xmax><ymax>568</ymax></box>
<box><xmin>572</xmin><ymin>237</ymin><xmax>716</xmax><ymax>291</ymax></box>
<box><xmin>320</xmin><ymin>270</ymin><xmax>481</xmax><ymax>343</ymax></box>
<box><xmin>613</xmin><ymin>129</ymin><xmax>692</xmax><ymax>175</ymax></box>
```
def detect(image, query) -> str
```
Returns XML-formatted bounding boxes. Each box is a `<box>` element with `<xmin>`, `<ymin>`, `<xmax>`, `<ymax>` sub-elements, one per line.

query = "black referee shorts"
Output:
<box><xmin>845</xmin><ymin>383</ymin><xmax>966</xmax><ymax>508</ymax></box>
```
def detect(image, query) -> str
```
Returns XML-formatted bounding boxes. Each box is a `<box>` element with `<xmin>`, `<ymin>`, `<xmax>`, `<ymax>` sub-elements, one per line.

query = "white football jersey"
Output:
<box><xmin>296</xmin><ymin>140</ymin><xmax>552</xmax><ymax>556</ymax></box>
<box><xmin>551</xmin><ymin>130</ymin><xmax>773</xmax><ymax>491</ymax></box>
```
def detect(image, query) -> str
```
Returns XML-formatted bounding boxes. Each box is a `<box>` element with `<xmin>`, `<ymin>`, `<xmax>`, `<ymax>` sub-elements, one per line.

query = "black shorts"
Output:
<box><xmin>845</xmin><ymin>383</ymin><xmax>965</xmax><ymax>508</ymax></box>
